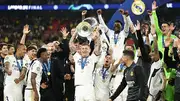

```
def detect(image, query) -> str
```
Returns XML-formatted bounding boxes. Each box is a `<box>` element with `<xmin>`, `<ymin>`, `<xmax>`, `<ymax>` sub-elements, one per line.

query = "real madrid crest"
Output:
<box><xmin>131</xmin><ymin>0</ymin><xmax>145</xmax><ymax>15</ymax></box>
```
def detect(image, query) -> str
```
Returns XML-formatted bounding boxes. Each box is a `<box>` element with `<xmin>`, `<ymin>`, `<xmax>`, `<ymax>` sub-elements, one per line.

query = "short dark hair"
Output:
<box><xmin>16</xmin><ymin>44</ymin><xmax>25</xmax><ymax>51</ymax></box>
<box><xmin>8</xmin><ymin>44</ymin><xmax>14</xmax><ymax>50</ymax></box>
<box><xmin>37</xmin><ymin>48</ymin><xmax>47</xmax><ymax>58</ymax></box>
<box><xmin>115</xmin><ymin>20</ymin><xmax>122</xmax><ymax>25</ymax></box>
<box><xmin>27</xmin><ymin>45</ymin><xmax>37</xmax><ymax>52</ymax></box>
<box><xmin>0</xmin><ymin>43</ymin><xmax>8</xmax><ymax>50</ymax></box>
<box><xmin>123</xmin><ymin>50</ymin><xmax>135</xmax><ymax>60</ymax></box>
<box><xmin>161</xmin><ymin>21</ymin><xmax>171</xmax><ymax>26</ymax></box>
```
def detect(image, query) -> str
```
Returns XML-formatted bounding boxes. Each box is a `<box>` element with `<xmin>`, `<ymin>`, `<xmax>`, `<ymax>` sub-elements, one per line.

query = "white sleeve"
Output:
<box><xmin>4</xmin><ymin>56</ymin><xmax>11</xmax><ymax>63</ymax></box>
<box><xmin>31</xmin><ymin>62</ymin><xmax>41</xmax><ymax>75</ymax></box>
<box><xmin>98</xmin><ymin>14</ymin><xmax>109</xmax><ymax>34</ymax></box>
<box><xmin>73</xmin><ymin>52</ymin><xmax>81</xmax><ymax>61</ymax></box>
<box><xmin>122</xmin><ymin>15</ymin><xmax>129</xmax><ymax>37</ymax></box>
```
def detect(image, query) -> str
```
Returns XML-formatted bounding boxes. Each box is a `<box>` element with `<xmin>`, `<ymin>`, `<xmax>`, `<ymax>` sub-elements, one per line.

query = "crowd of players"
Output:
<box><xmin>0</xmin><ymin>1</ymin><xmax>180</xmax><ymax>101</ymax></box>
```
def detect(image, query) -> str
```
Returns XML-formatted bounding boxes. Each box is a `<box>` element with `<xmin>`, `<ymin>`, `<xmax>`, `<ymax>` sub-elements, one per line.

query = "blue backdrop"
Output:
<box><xmin>108</xmin><ymin>0</ymin><xmax>172</xmax><ymax>29</ymax></box>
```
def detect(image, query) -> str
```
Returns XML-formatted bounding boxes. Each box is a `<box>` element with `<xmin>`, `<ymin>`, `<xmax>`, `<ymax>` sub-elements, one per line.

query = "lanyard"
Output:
<box><xmin>114</xmin><ymin>34</ymin><xmax>119</xmax><ymax>45</ymax></box>
<box><xmin>15</xmin><ymin>55</ymin><xmax>23</xmax><ymax>72</ymax></box>
<box><xmin>42</xmin><ymin>60</ymin><xmax>51</xmax><ymax>73</ymax></box>
<box><xmin>101</xmin><ymin>66</ymin><xmax>109</xmax><ymax>80</ymax></box>
<box><xmin>81</xmin><ymin>57</ymin><xmax>88</xmax><ymax>70</ymax></box>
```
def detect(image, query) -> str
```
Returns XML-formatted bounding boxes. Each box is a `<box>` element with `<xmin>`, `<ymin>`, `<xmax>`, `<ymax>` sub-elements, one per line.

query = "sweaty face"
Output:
<box><xmin>104</xmin><ymin>55</ymin><xmax>112</xmax><ymax>66</ymax></box>
<box><xmin>8</xmin><ymin>47</ymin><xmax>15</xmax><ymax>55</ymax></box>
<box><xmin>114</xmin><ymin>22</ymin><xmax>121</xmax><ymax>32</ymax></box>
<box><xmin>1</xmin><ymin>45</ymin><xmax>8</xmax><ymax>55</ymax></box>
<box><xmin>161</xmin><ymin>24</ymin><xmax>170</xmax><ymax>35</ymax></box>
<box><xmin>80</xmin><ymin>45</ymin><xmax>90</xmax><ymax>57</ymax></box>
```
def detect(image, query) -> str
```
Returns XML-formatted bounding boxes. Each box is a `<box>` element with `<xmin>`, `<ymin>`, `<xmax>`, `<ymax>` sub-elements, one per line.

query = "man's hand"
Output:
<box><xmin>152</xmin><ymin>1</ymin><xmax>158</xmax><ymax>11</ymax></box>
<box><xmin>64</xmin><ymin>74</ymin><xmax>71</xmax><ymax>80</ymax></box>
<box><xmin>97</xmin><ymin>9</ymin><xmax>102</xmax><ymax>15</ymax></box>
<box><xmin>41</xmin><ymin>83</ymin><xmax>48</xmax><ymax>89</ymax></box>
<box><xmin>119</xmin><ymin>9</ymin><xmax>125</xmax><ymax>14</ymax></box>
<box><xmin>135</xmin><ymin>20</ymin><xmax>141</xmax><ymax>31</ymax></box>
<box><xmin>23</xmin><ymin>24</ymin><xmax>30</xmax><ymax>35</ymax></box>
<box><xmin>34</xmin><ymin>91</ymin><xmax>39</xmax><ymax>101</ymax></box>
<box><xmin>147</xmin><ymin>10</ymin><xmax>152</xmax><ymax>16</ymax></box>
<box><xmin>14</xmin><ymin>78</ymin><xmax>20</xmax><ymax>84</ymax></box>
<box><xmin>82</xmin><ymin>10</ymin><xmax>87</xmax><ymax>16</ymax></box>
<box><xmin>61</xmin><ymin>27</ymin><xmax>69</xmax><ymax>39</ymax></box>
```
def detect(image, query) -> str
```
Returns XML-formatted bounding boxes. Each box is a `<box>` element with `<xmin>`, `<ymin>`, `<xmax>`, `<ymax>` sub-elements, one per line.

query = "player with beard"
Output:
<box><xmin>4</xmin><ymin>44</ymin><xmax>28</xmax><ymax>101</ymax></box>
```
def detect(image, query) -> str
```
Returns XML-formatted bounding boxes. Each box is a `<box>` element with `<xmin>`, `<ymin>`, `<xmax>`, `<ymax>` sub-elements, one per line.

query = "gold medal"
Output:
<box><xmin>47</xmin><ymin>72</ymin><xmax>51</xmax><ymax>76</ymax></box>
<box><xmin>102</xmin><ymin>79</ymin><xmax>106</xmax><ymax>83</ymax></box>
<box><xmin>130</xmin><ymin>71</ymin><xmax>134</xmax><ymax>76</ymax></box>
<box><xmin>81</xmin><ymin>70</ymin><xmax>84</xmax><ymax>73</ymax></box>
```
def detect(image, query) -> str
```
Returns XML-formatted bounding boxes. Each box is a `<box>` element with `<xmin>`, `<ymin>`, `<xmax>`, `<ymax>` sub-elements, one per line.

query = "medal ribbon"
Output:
<box><xmin>81</xmin><ymin>57</ymin><xmax>88</xmax><ymax>70</ymax></box>
<box><xmin>15</xmin><ymin>55</ymin><xmax>23</xmax><ymax>72</ymax></box>
<box><xmin>101</xmin><ymin>66</ymin><xmax>109</xmax><ymax>80</ymax></box>
<box><xmin>114</xmin><ymin>34</ymin><xmax>119</xmax><ymax>45</ymax></box>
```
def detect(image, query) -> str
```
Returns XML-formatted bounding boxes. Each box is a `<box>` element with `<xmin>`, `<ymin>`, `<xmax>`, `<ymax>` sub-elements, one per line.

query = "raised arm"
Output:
<box><xmin>122</xmin><ymin>10</ymin><xmax>129</xmax><ymax>37</ymax></box>
<box><xmin>135</xmin><ymin>21</ymin><xmax>151</xmax><ymax>62</ymax></box>
<box><xmin>20</xmin><ymin>25</ymin><xmax>30</xmax><ymax>44</ymax></box>
<box><xmin>151</xmin><ymin>25</ymin><xmax>159</xmax><ymax>60</ymax></box>
<box><xmin>93</xmin><ymin>31</ymin><xmax>101</xmax><ymax>56</ymax></box>
<box><xmin>152</xmin><ymin>1</ymin><xmax>162</xmax><ymax>36</ymax></box>
<box><xmin>69</xmin><ymin>30</ymin><xmax>77</xmax><ymax>54</ymax></box>
<box><xmin>97</xmin><ymin>9</ymin><xmax>109</xmax><ymax>34</ymax></box>
<box><xmin>82</xmin><ymin>10</ymin><xmax>87</xmax><ymax>21</ymax></box>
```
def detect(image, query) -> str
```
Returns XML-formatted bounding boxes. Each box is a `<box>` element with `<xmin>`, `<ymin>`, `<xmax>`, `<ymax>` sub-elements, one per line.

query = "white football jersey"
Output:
<box><xmin>73</xmin><ymin>53</ymin><xmax>98</xmax><ymax>86</ymax></box>
<box><xmin>26</xmin><ymin>59</ymin><xmax>43</xmax><ymax>91</ymax></box>
<box><xmin>4</xmin><ymin>55</ymin><xmax>28</xmax><ymax>86</ymax></box>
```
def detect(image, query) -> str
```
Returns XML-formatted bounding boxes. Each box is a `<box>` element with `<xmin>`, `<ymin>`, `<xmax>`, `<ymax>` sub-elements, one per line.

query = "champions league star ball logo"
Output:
<box><xmin>131</xmin><ymin>0</ymin><xmax>145</xmax><ymax>15</ymax></box>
